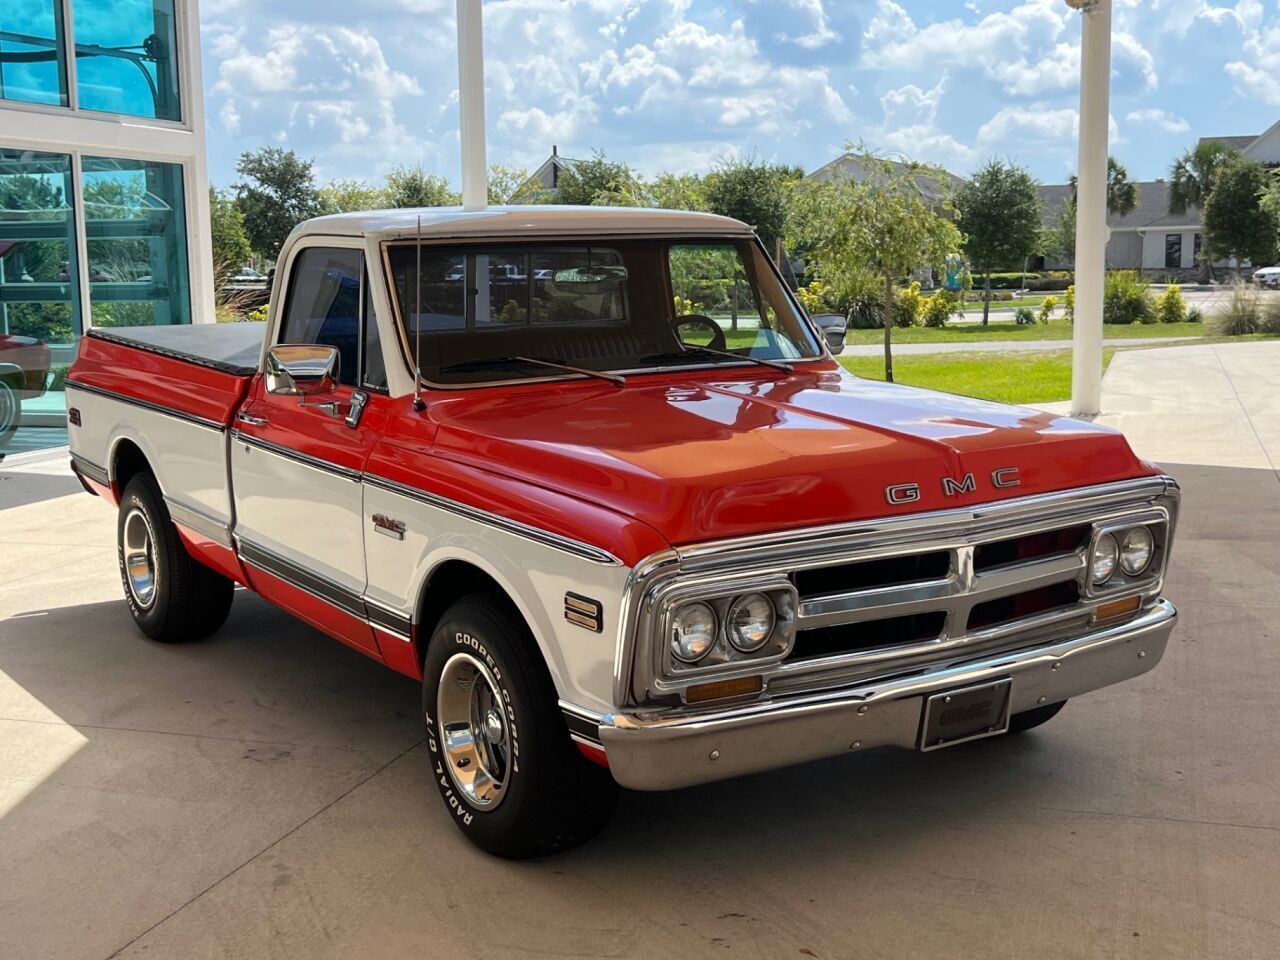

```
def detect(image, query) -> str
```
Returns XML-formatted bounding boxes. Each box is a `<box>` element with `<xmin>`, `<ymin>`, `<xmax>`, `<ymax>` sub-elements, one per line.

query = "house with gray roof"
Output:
<box><xmin>1041</xmin><ymin>118</ymin><xmax>1280</xmax><ymax>278</ymax></box>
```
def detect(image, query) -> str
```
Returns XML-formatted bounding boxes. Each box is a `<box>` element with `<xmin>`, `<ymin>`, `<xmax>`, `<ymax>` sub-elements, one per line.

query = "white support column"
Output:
<box><xmin>456</xmin><ymin>0</ymin><xmax>488</xmax><ymax>211</ymax></box>
<box><xmin>1070</xmin><ymin>0</ymin><xmax>1111</xmax><ymax>418</ymax></box>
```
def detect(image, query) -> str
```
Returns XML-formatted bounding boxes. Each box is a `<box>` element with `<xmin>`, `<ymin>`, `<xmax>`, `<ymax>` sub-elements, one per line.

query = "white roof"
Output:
<box><xmin>294</xmin><ymin>205</ymin><xmax>755</xmax><ymax>242</ymax></box>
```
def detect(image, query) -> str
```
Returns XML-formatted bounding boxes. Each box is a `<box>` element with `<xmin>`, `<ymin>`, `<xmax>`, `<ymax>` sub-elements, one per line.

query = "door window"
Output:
<box><xmin>280</xmin><ymin>247</ymin><xmax>363</xmax><ymax>388</ymax></box>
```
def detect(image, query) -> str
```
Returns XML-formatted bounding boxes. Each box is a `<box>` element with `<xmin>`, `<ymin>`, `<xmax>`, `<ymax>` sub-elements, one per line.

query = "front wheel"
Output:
<box><xmin>117</xmin><ymin>474</ymin><xmax>234</xmax><ymax>642</ymax></box>
<box><xmin>422</xmin><ymin>594</ymin><xmax>617</xmax><ymax>858</ymax></box>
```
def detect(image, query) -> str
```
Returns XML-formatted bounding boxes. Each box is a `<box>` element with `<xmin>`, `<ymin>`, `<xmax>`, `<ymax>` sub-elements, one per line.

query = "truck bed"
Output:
<box><xmin>85</xmin><ymin>323</ymin><xmax>265</xmax><ymax>377</ymax></box>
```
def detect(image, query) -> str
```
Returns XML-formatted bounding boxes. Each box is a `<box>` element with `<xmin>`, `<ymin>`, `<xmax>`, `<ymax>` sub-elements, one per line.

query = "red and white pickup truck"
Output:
<box><xmin>66</xmin><ymin>206</ymin><xmax>1179</xmax><ymax>857</ymax></box>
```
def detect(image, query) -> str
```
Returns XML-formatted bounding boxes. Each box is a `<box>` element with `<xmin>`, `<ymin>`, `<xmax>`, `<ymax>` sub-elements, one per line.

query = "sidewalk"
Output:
<box><xmin>840</xmin><ymin>335</ymin><xmax>1198</xmax><ymax>356</ymax></box>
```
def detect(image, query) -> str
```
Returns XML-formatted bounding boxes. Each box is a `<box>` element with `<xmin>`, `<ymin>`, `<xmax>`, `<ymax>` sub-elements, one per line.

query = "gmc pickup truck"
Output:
<box><xmin>66</xmin><ymin>206</ymin><xmax>1179</xmax><ymax>858</ymax></box>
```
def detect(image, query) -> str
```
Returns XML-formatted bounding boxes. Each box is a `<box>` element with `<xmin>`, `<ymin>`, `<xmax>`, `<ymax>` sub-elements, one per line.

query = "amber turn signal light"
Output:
<box><xmin>1094</xmin><ymin>595</ymin><xmax>1141</xmax><ymax>624</ymax></box>
<box><xmin>685</xmin><ymin>675</ymin><xmax>764</xmax><ymax>704</ymax></box>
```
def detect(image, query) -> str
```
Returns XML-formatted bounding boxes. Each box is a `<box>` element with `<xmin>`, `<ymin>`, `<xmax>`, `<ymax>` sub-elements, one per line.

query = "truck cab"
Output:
<box><xmin>66</xmin><ymin>206</ymin><xmax>1179</xmax><ymax>858</ymax></box>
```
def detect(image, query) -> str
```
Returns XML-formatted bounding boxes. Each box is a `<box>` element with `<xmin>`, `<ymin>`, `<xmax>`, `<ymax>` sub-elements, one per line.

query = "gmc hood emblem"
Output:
<box><xmin>886</xmin><ymin>468</ymin><xmax>1020</xmax><ymax>505</ymax></box>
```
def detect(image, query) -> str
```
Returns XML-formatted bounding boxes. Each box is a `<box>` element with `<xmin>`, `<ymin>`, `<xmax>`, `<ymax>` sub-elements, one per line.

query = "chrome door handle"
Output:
<box><xmin>237</xmin><ymin>411</ymin><xmax>269</xmax><ymax>427</ymax></box>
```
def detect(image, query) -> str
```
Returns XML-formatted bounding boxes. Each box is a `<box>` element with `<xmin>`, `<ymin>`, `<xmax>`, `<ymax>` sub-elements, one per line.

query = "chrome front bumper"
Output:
<box><xmin>598</xmin><ymin>600</ymin><xmax>1176</xmax><ymax>791</ymax></box>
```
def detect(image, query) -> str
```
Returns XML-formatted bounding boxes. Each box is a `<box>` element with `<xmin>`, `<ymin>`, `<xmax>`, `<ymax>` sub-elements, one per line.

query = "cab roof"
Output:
<box><xmin>294</xmin><ymin>205</ymin><xmax>757</xmax><ymax>242</ymax></box>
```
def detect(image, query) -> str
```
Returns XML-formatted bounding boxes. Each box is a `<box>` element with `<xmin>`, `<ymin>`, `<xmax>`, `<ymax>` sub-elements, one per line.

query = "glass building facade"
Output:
<box><xmin>0</xmin><ymin>0</ymin><xmax>205</xmax><ymax>458</ymax></box>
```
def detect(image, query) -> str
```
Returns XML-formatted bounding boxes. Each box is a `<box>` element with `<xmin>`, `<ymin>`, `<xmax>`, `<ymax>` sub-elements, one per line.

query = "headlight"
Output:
<box><xmin>1091</xmin><ymin>532</ymin><xmax>1119</xmax><ymax>584</ymax></box>
<box><xmin>726</xmin><ymin>592</ymin><xmax>776</xmax><ymax>653</ymax></box>
<box><xmin>671</xmin><ymin>601</ymin><xmax>718</xmax><ymax>663</ymax></box>
<box><xmin>1119</xmin><ymin>526</ymin><xmax>1154</xmax><ymax>575</ymax></box>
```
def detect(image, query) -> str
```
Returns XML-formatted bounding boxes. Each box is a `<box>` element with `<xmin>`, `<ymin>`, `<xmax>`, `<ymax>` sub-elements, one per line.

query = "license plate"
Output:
<box><xmin>919</xmin><ymin>678</ymin><xmax>1013</xmax><ymax>751</ymax></box>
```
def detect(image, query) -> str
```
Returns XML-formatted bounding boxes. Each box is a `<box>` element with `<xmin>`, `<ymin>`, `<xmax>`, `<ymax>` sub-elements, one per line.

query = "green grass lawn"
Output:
<box><xmin>843</xmin><ymin>318</ymin><xmax>1211</xmax><ymax>345</ymax></box>
<box><xmin>838</xmin><ymin>348</ymin><xmax>1118</xmax><ymax>405</ymax></box>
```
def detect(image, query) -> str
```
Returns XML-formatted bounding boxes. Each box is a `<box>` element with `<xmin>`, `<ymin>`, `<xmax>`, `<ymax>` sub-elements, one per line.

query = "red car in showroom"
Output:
<box><xmin>0</xmin><ymin>333</ymin><xmax>51</xmax><ymax>446</ymax></box>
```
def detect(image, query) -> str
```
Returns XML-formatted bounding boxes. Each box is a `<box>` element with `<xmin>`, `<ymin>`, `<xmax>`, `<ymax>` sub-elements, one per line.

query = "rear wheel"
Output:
<box><xmin>0</xmin><ymin>379</ymin><xmax>18</xmax><ymax>446</ymax></box>
<box><xmin>1008</xmin><ymin>699</ymin><xmax>1067</xmax><ymax>733</ymax></box>
<box><xmin>422</xmin><ymin>594</ymin><xmax>617</xmax><ymax>858</ymax></box>
<box><xmin>117</xmin><ymin>474</ymin><xmax>234</xmax><ymax>642</ymax></box>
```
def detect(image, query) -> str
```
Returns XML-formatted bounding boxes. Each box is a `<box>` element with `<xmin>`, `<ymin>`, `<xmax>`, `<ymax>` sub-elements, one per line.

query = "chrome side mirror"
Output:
<box><xmin>266</xmin><ymin>344</ymin><xmax>339</xmax><ymax>396</ymax></box>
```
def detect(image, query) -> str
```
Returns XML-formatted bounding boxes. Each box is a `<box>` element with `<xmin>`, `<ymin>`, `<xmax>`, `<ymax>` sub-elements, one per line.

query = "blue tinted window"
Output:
<box><xmin>82</xmin><ymin>156</ymin><xmax>191</xmax><ymax>327</ymax></box>
<box><xmin>0</xmin><ymin>0</ymin><xmax>69</xmax><ymax>107</ymax></box>
<box><xmin>74</xmin><ymin>0</ymin><xmax>180</xmax><ymax>121</ymax></box>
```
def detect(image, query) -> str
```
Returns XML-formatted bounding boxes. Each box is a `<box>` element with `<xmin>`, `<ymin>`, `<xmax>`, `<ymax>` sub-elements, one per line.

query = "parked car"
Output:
<box><xmin>1254</xmin><ymin>266</ymin><xmax>1280</xmax><ymax>289</ymax></box>
<box><xmin>0</xmin><ymin>334</ymin><xmax>51</xmax><ymax>446</ymax></box>
<box><xmin>226</xmin><ymin>266</ymin><xmax>268</xmax><ymax>282</ymax></box>
<box><xmin>66</xmin><ymin>206</ymin><xmax>1180</xmax><ymax>858</ymax></box>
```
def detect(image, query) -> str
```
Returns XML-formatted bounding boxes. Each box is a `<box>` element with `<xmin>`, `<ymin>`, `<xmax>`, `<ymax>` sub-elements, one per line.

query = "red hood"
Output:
<box><xmin>428</xmin><ymin>364</ymin><xmax>1154</xmax><ymax>547</ymax></box>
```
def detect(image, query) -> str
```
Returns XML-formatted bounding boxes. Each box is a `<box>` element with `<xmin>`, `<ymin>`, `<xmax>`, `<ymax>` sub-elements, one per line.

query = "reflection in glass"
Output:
<box><xmin>0</xmin><ymin>0</ymin><xmax>69</xmax><ymax>107</ymax></box>
<box><xmin>75</xmin><ymin>0</ymin><xmax>180</xmax><ymax>121</ymax></box>
<box><xmin>0</xmin><ymin>148</ymin><xmax>80</xmax><ymax>453</ymax></box>
<box><xmin>82</xmin><ymin>156</ymin><xmax>190</xmax><ymax>327</ymax></box>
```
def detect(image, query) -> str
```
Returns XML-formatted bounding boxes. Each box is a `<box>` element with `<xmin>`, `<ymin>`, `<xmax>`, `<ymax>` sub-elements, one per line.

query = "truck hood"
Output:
<box><xmin>428</xmin><ymin>365</ymin><xmax>1154</xmax><ymax>547</ymax></box>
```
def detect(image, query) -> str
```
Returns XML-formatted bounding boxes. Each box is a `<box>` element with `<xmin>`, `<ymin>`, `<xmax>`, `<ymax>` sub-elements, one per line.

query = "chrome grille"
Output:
<box><xmin>618</xmin><ymin>477</ymin><xmax>1180</xmax><ymax>709</ymax></box>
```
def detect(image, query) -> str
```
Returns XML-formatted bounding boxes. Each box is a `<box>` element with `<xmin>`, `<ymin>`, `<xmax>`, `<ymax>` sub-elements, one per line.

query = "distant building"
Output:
<box><xmin>1040</xmin><ymin>118</ymin><xmax>1280</xmax><ymax>278</ymax></box>
<box><xmin>509</xmin><ymin>146</ymin><xmax>583</xmax><ymax>203</ymax></box>
<box><xmin>806</xmin><ymin>152</ymin><xmax>967</xmax><ymax>204</ymax></box>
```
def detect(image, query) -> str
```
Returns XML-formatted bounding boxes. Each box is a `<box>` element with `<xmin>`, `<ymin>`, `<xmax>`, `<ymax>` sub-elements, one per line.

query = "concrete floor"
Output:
<box><xmin>2</xmin><ymin>342</ymin><xmax>1279</xmax><ymax>959</ymax></box>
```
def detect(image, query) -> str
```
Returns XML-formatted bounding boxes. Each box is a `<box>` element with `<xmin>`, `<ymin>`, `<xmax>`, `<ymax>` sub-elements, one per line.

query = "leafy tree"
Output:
<box><xmin>651</xmin><ymin>172</ymin><xmax>709</xmax><ymax>212</ymax></box>
<box><xmin>1203</xmin><ymin>155</ymin><xmax>1278</xmax><ymax>271</ymax></box>
<box><xmin>790</xmin><ymin>149</ymin><xmax>961</xmax><ymax>381</ymax></box>
<box><xmin>319</xmin><ymin>179</ymin><xmax>387</xmax><ymax>214</ymax></box>
<box><xmin>1260</xmin><ymin>169</ymin><xmax>1280</xmax><ymax>257</ymax></box>
<box><xmin>384</xmin><ymin>164</ymin><xmax>460</xmax><ymax>208</ymax></box>
<box><xmin>549</xmin><ymin>151</ymin><xmax>649</xmax><ymax>206</ymax></box>
<box><xmin>704</xmin><ymin>155</ymin><xmax>799</xmax><ymax>254</ymax></box>
<box><xmin>209</xmin><ymin>187</ymin><xmax>251</xmax><ymax>275</ymax></box>
<box><xmin>1169</xmin><ymin>140</ymin><xmax>1237</xmax><ymax>215</ymax></box>
<box><xmin>955</xmin><ymin>159</ymin><xmax>1043</xmax><ymax>324</ymax></box>
<box><xmin>234</xmin><ymin>147</ymin><xmax>323</xmax><ymax>260</ymax></box>
<box><xmin>1069</xmin><ymin>155</ymin><xmax>1138</xmax><ymax>217</ymax></box>
<box><xmin>1040</xmin><ymin>195</ymin><xmax>1076</xmax><ymax>267</ymax></box>
<box><xmin>487</xmin><ymin>164</ymin><xmax>531</xmax><ymax>205</ymax></box>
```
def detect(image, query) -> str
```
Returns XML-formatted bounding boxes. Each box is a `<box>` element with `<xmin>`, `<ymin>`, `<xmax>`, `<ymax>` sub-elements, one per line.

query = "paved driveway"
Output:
<box><xmin>1</xmin><ymin>342</ymin><xmax>1278</xmax><ymax>959</ymax></box>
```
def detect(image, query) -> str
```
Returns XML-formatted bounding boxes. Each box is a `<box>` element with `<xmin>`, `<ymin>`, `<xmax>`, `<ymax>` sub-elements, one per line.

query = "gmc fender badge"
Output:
<box><xmin>885</xmin><ymin>468</ymin><xmax>1020</xmax><ymax>505</ymax></box>
<box><xmin>371</xmin><ymin>513</ymin><xmax>406</xmax><ymax>540</ymax></box>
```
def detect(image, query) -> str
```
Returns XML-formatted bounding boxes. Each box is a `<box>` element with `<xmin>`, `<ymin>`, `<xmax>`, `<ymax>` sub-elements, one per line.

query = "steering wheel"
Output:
<box><xmin>672</xmin><ymin>314</ymin><xmax>727</xmax><ymax>353</ymax></box>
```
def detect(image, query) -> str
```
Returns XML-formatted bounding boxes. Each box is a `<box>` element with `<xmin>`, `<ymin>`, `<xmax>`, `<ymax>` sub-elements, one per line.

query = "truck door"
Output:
<box><xmin>231</xmin><ymin>242</ymin><xmax>386</xmax><ymax>655</ymax></box>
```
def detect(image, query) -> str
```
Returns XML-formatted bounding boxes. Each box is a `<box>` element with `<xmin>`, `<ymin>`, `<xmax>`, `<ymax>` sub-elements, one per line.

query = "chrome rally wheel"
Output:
<box><xmin>437</xmin><ymin>651</ymin><xmax>510</xmax><ymax>810</ymax></box>
<box><xmin>121</xmin><ymin>506</ymin><xmax>158</xmax><ymax>609</ymax></box>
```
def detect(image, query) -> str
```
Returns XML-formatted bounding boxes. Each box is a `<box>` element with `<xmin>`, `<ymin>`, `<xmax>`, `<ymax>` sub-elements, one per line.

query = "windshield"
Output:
<box><xmin>384</xmin><ymin>238</ymin><xmax>821</xmax><ymax>385</ymax></box>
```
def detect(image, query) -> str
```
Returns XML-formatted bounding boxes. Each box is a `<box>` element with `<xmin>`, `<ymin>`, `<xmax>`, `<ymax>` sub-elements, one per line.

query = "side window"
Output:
<box><xmin>669</xmin><ymin>243</ymin><xmax>770</xmax><ymax>352</ymax></box>
<box><xmin>280</xmin><ymin>247</ymin><xmax>362</xmax><ymax>387</ymax></box>
<box><xmin>362</xmin><ymin>272</ymin><xmax>388</xmax><ymax>391</ymax></box>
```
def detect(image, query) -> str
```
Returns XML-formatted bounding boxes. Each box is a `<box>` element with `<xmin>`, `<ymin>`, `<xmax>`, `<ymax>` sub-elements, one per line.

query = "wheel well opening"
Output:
<box><xmin>112</xmin><ymin>440</ymin><xmax>152</xmax><ymax>496</ymax></box>
<box><xmin>415</xmin><ymin>560</ymin><xmax>516</xmax><ymax>665</ymax></box>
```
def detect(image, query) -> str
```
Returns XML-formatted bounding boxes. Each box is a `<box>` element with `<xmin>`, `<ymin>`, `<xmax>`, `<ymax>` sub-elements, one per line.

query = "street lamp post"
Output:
<box><xmin>1069</xmin><ymin>0</ymin><xmax>1111</xmax><ymax>418</ymax></box>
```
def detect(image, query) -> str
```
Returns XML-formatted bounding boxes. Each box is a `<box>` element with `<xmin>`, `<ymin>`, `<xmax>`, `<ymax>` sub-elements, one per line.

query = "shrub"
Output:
<box><xmin>893</xmin><ymin>281</ymin><xmax>923</xmax><ymax>328</ymax></box>
<box><xmin>1026</xmin><ymin>276</ymin><xmax>1073</xmax><ymax>291</ymax></box>
<box><xmin>1212</xmin><ymin>282</ymin><xmax>1261</xmax><ymax>335</ymax></box>
<box><xmin>1038</xmin><ymin>296</ymin><xmax>1057</xmax><ymax>324</ymax></box>
<box><xmin>985</xmin><ymin>272</ymin><xmax>1038</xmax><ymax>289</ymax></box>
<box><xmin>1187</xmin><ymin>306</ymin><xmax>1204</xmax><ymax>324</ymax></box>
<box><xmin>796</xmin><ymin>279</ymin><xmax>836</xmax><ymax>314</ymax></box>
<box><xmin>1263</xmin><ymin>295</ymin><xmax>1280</xmax><ymax>335</ymax></box>
<box><xmin>1155</xmin><ymin>284</ymin><xmax>1187</xmax><ymax>324</ymax></box>
<box><xmin>1103</xmin><ymin>271</ymin><xmax>1155</xmax><ymax>325</ymax></box>
<box><xmin>1014</xmin><ymin>305</ymin><xmax>1036</xmax><ymax>325</ymax></box>
<box><xmin>921</xmin><ymin>291</ymin><xmax>954</xmax><ymax>328</ymax></box>
<box><xmin>1064</xmin><ymin>285</ymin><xmax>1075</xmax><ymax>323</ymax></box>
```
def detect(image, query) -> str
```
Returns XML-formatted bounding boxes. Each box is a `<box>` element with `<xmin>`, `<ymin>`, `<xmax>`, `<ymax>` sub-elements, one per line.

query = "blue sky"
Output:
<box><xmin>199</xmin><ymin>0</ymin><xmax>1280</xmax><ymax>190</ymax></box>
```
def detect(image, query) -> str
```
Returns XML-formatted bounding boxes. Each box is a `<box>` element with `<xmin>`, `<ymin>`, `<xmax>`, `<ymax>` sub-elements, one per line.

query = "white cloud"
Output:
<box><xmin>777</xmin><ymin>0</ymin><xmax>840</xmax><ymax>49</ymax></box>
<box><xmin>875</xmin><ymin>79</ymin><xmax>975</xmax><ymax>169</ymax></box>
<box><xmin>1224</xmin><ymin>22</ymin><xmax>1280</xmax><ymax>105</ymax></box>
<box><xmin>1126</xmin><ymin>108</ymin><xmax>1190</xmax><ymax>133</ymax></box>
<box><xmin>978</xmin><ymin>105</ymin><xmax>1078</xmax><ymax>143</ymax></box>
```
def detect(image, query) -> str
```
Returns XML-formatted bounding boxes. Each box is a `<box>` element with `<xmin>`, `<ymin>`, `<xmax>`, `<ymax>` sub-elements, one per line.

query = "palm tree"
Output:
<box><xmin>1168</xmin><ymin>140</ymin><xmax>1236</xmax><ymax>214</ymax></box>
<box><xmin>1069</xmin><ymin>156</ymin><xmax>1138</xmax><ymax>217</ymax></box>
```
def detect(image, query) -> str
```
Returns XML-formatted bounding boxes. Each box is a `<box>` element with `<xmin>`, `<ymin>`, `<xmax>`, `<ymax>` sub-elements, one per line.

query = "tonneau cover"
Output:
<box><xmin>86</xmin><ymin>323</ymin><xmax>264</xmax><ymax>376</ymax></box>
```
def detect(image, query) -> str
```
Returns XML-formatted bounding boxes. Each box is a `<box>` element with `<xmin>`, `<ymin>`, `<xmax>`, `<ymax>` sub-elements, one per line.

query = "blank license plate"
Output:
<box><xmin>919</xmin><ymin>678</ymin><xmax>1013</xmax><ymax>751</ymax></box>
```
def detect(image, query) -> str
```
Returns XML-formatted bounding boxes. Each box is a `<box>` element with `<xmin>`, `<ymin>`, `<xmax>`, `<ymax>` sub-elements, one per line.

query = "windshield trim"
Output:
<box><xmin>378</xmin><ymin>233</ymin><xmax>831</xmax><ymax>392</ymax></box>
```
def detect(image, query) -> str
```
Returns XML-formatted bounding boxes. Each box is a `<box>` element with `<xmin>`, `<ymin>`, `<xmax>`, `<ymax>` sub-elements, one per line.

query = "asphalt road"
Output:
<box><xmin>1</xmin><ymin>342</ymin><xmax>1278</xmax><ymax>959</ymax></box>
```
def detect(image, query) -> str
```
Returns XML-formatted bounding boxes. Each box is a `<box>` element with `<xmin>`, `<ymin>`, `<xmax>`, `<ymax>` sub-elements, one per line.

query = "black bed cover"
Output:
<box><xmin>86</xmin><ymin>323</ymin><xmax>264</xmax><ymax>376</ymax></box>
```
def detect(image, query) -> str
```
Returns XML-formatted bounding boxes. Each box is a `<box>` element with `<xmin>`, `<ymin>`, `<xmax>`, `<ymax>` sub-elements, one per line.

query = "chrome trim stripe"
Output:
<box><xmin>365</xmin><ymin>599</ymin><xmax>414</xmax><ymax>638</ymax></box>
<box><xmin>230</xmin><ymin>430</ymin><xmax>363</xmax><ymax>482</ymax></box>
<box><xmin>65</xmin><ymin>380</ymin><xmax>225</xmax><ymax>432</ymax></box>
<box><xmin>559</xmin><ymin>701</ymin><xmax>604</xmax><ymax>746</ymax></box>
<box><xmin>165</xmin><ymin>498</ymin><xmax>232</xmax><ymax>548</ymax></box>
<box><xmin>238</xmin><ymin>538</ymin><xmax>368</xmax><ymax>619</ymax></box>
<box><xmin>69</xmin><ymin>453</ymin><xmax>110</xmax><ymax>486</ymax></box>
<box><xmin>364</xmin><ymin>474</ymin><xmax>622</xmax><ymax>566</ymax></box>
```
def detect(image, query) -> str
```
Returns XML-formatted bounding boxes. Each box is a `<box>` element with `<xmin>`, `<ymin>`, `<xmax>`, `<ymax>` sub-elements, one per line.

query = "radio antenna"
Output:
<box><xmin>412</xmin><ymin>213</ymin><xmax>425</xmax><ymax>411</ymax></box>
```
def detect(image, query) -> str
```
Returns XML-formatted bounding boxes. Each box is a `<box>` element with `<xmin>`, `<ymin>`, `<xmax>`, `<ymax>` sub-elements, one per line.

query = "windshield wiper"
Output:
<box><xmin>438</xmin><ymin>355</ymin><xmax>626</xmax><ymax>387</ymax></box>
<box><xmin>647</xmin><ymin>346</ymin><xmax>793</xmax><ymax>374</ymax></box>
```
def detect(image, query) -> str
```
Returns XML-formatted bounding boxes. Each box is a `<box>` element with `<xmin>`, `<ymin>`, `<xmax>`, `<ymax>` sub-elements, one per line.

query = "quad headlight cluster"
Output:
<box><xmin>668</xmin><ymin>586</ymin><xmax>796</xmax><ymax>670</ymax></box>
<box><xmin>1089</xmin><ymin>523</ymin><xmax>1157</xmax><ymax>586</ymax></box>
